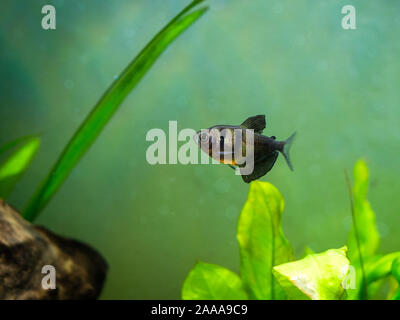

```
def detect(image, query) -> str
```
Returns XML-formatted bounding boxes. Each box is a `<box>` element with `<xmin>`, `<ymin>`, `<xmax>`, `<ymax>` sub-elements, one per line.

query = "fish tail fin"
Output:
<box><xmin>280</xmin><ymin>132</ymin><xmax>296</xmax><ymax>171</ymax></box>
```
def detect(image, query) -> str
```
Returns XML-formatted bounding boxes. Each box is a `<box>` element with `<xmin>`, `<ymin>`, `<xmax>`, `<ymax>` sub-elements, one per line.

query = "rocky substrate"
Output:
<box><xmin>0</xmin><ymin>199</ymin><xmax>107</xmax><ymax>299</ymax></box>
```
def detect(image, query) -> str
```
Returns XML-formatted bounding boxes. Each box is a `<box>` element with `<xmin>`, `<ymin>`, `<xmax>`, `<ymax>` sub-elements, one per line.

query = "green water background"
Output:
<box><xmin>1</xmin><ymin>0</ymin><xmax>399</xmax><ymax>299</ymax></box>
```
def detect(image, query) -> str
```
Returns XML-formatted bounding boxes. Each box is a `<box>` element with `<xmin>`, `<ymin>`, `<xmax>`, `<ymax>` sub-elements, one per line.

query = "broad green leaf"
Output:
<box><xmin>182</xmin><ymin>261</ymin><xmax>249</xmax><ymax>300</ymax></box>
<box><xmin>365</xmin><ymin>252</ymin><xmax>400</xmax><ymax>283</ymax></box>
<box><xmin>23</xmin><ymin>0</ymin><xmax>208</xmax><ymax>221</ymax></box>
<box><xmin>237</xmin><ymin>181</ymin><xmax>294</xmax><ymax>300</ymax></box>
<box><xmin>391</xmin><ymin>258</ymin><xmax>400</xmax><ymax>300</ymax></box>
<box><xmin>346</xmin><ymin>252</ymin><xmax>400</xmax><ymax>300</ymax></box>
<box><xmin>346</xmin><ymin>159</ymin><xmax>379</xmax><ymax>299</ymax></box>
<box><xmin>347</xmin><ymin>159</ymin><xmax>379</xmax><ymax>261</ymax></box>
<box><xmin>272</xmin><ymin>247</ymin><xmax>350</xmax><ymax>300</ymax></box>
<box><xmin>386</xmin><ymin>276</ymin><xmax>399</xmax><ymax>300</ymax></box>
<box><xmin>392</xmin><ymin>289</ymin><xmax>400</xmax><ymax>300</ymax></box>
<box><xmin>348</xmin><ymin>254</ymin><xmax>400</xmax><ymax>300</ymax></box>
<box><xmin>391</xmin><ymin>257</ymin><xmax>400</xmax><ymax>282</ymax></box>
<box><xmin>0</xmin><ymin>137</ymin><xmax>40</xmax><ymax>199</ymax></box>
<box><xmin>367</xmin><ymin>278</ymin><xmax>387</xmax><ymax>299</ymax></box>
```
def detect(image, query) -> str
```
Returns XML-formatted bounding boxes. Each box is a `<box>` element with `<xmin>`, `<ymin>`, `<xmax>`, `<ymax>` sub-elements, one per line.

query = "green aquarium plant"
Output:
<box><xmin>0</xmin><ymin>135</ymin><xmax>40</xmax><ymax>199</ymax></box>
<box><xmin>0</xmin><ymin>0</ymin><xmax>208</xmax><ymax>221</ymax></box>
<box><xmin>182</xmin><ymin>159</ymin><xmax>400</xmax><ymax>300</ymax></box>
<box><xmin>0</xmin><ymin>1</ymin><xmax>208</xmax><ymax>299</ymax></box>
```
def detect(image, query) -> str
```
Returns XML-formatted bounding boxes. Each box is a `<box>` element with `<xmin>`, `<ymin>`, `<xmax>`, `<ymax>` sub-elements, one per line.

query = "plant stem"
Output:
<box><xmin>344</xmin><ymin>169</ymin><xmax>368</xmax><ymax>300</ymax></box>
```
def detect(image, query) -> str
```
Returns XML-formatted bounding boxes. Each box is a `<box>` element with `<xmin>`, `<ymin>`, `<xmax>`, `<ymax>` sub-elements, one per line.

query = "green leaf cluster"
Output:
<box><xmin>182</xmin><ymin>160</ymin><xmax>400</xmax><ymax>300</ymax></box>
<box><xmin>345</xmin><ymin>160</ymin><xmax>400</xmax><ymax>300</ymax></box>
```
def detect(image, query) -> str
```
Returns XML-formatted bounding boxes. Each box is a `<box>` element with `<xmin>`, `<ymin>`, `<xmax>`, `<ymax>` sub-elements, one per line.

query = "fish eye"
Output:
<box><xmin>200</xmin><ymin>132</ymin><xmax>208</xmax><ymax>142</ymax></box>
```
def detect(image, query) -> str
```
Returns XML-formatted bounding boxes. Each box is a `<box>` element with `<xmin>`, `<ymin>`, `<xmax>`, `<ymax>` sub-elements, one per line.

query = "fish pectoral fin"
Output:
<box><xmin>240</xmin><ymin>151</ymin><xmax>279</xmax><ymax>183</ymax></box>
<box><xmin>240</xmin><ymin>115</ymin><xmax>266</xmax><ymax>134</ymax></box>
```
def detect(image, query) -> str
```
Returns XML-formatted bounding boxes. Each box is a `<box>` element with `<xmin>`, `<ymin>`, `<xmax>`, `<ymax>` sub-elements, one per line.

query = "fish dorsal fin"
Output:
<box><xmin>240</xmin><ymin>115</ymin><xmax>266</xmax><ymax>134</ymax></box>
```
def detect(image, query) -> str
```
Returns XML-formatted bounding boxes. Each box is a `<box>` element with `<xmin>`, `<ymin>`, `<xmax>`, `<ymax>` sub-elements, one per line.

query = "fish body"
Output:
<box><xmin>194</xmin><ymin>115</ymin><xmax>295</xmax><ymax>183</ymax></box>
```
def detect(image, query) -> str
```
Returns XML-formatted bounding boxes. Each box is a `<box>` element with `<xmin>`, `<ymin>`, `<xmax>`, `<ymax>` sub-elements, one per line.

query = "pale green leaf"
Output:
<box><xmin>237</xmin><ymin>181</ymin><xmax>294</xmax><ymax>299</ymax></box>
<box><xmin>273</xmin><ymin>247</ymin><xmax>350</xmax><ymax>300</ymax></box>
<box><xmin>0</xmin><ymin>137</ymin><xmax>40</xmax><ymax>199</ymax></box>
<box><xmin>182</xmin><ymin>261</ymin><xmax>249</xmax><ymax>300</ymax></box>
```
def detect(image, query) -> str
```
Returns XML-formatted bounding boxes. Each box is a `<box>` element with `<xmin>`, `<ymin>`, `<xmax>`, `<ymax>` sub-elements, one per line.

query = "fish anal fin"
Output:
<box><xmin>240</xmin><ymin>115</ymin><xmax>266</xmax><ymax>134</ymax></box>
<box><xmin>240</xmin><ymin>151</ymin><xmax>278</xmax><ymax>183</ymax></box>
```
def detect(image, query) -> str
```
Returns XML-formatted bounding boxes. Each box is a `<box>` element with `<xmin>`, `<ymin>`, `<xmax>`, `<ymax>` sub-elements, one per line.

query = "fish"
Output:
<box><xmin>194</xmin><ymin>115</ymin><xmax>296</xmax><ymax>183</ymax></box>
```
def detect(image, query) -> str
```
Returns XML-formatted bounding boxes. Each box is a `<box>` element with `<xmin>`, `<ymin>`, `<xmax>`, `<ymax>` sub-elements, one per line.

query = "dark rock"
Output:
<box><xmin>0</xmin><ymin>199</ymin><xmax>107</xmax><ymax>299</ymax></box>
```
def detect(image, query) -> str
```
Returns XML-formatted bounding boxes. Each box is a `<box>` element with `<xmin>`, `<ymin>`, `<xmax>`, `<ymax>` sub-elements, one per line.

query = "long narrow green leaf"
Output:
<box><xmin>23</xmin><ymin>1</ymin><xmax>208</xmax><ymax>221</ymax></box>
<box><xmin>237</xmin><ymin>181</ymin><xmax>294</xmax><ymax>300</ymax></box>
<box><xmin>182</xmin><ymin>261</ymin><xmax>249</xmax><ymax>300</ymax></box>
<box><xmin>0</xmin><ymin>137</ymin><xmax>40</xmax><ymax>199</ymax></box>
